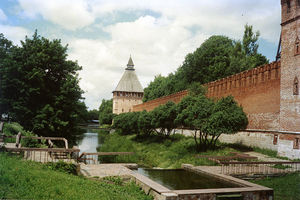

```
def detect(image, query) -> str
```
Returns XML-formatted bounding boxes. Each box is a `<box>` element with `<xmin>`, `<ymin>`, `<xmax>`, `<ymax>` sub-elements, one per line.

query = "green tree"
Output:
<box><xmin>151</xmin><ymin>101</ymin><xmax>178</xmax><ymax>137</ymax></box>
<box><xmin>0</xmin><ymin>34</ymin><xmax>15</xmax><ymax>120</ymax></box>
<box><xmin>181</xmin><ymin>35</ymin><xmax>234</xmax><ymax>84</ymax></box>
<box><xmin>176</xmin><ymin>94</ymin><xmax>248</xmax><ymax>151</ymax></box>
<box><xmin>143</xmin><ymin>24</ymin><xmax>268</xmax><ymax>102</ymax></box>
<box><xmin>113</xmin><ymin>112</ymin><xmax>140</xmax><ymax>135</ymax></box>
<box><xmin>86</xmin><ymin>109</ymin><xmax>99</xmax><ymax>121</ymax></box>
<box><xmin>230</xmin><ymin>24</ymin><xmax>268</xmax><ymax>72</ymax></box>
<box><xmin>0</xmin><ymin>32</ymin><xmax>85</xmax><ymax>141</ymax></box>
<box><xmin>98</xmin><ymin>99</ymin><xmax>114</xmax><ymax>125</ymax></box>
<box><xmin>138</xmin><ymin>110</ymin><xmax>154</xmax><ymax>136</ymax></box>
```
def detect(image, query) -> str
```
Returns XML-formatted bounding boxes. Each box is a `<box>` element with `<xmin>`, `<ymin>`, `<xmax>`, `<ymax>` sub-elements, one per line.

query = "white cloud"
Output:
<box><xmin>0</xmin><ymin>9</ymin><xmax>7</xmax><ymax>21</ymax></box>
<box><xmin>18</xmin><ymin>0</ymin><xmax>94</xmax><ymax>30</ymax></box>
<box><xmin>0</xmin><ymin>25</ymin><xmax>30</xmax><ymax>44</ymax></box>
<box><xmin>14</xmin><ymin>0</ymin><xmax>281</xmax><ymax>109</ymax></box>
<box><xmin>67</xmin><ymin>15</ymin><xmax>209</xmax><ymax>109</ymax></box>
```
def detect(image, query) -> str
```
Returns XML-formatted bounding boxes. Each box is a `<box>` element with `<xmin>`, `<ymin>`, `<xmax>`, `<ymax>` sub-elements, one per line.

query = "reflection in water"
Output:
<box><xmin>134</xmin><ymin>168</ymin><xmax>242</xmax><ymax>190</ymax></box>
<box><xmin>77</xmin><ymin>129</ymin><xmax>102</xmax><ymax>154</ymax></box>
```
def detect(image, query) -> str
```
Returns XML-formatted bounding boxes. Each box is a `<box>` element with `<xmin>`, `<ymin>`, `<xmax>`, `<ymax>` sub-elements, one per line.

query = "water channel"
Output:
<box><xmin>76</xmin><ymin>129</ymin><xmax>103</xmax><ymax>154</ymax></box>
<box><xmin>76</xmin><ymin>129</ymin><xmax>243</xmax><ymax>190</ymax></box>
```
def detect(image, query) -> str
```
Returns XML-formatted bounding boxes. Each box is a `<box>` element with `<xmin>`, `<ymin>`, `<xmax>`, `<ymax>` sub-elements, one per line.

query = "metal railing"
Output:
<box><xmin>220</xmin><ymin>161</ymin><xmax>300</xmax><ymax>175</ymax></box>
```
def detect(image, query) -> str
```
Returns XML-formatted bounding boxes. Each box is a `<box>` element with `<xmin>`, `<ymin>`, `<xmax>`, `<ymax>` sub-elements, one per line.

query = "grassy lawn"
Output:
<box><xmin>98</xmin><ymin>132</ymin><xmax>249</xmax><ymax>168</ymax></box>
<box><xmin>0</xmin><ymin>153</ymin><xmax>152</xmax><ymax>200</ymax></box>
<box><xmin>251</xmin><ymin>173</ymin><xmax>300</xmax><ymax>200</ymax></box>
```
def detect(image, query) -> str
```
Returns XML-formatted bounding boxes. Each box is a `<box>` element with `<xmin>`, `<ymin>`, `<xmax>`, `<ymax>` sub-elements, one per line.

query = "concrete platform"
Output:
<box><xmin>79</xmin><ymin>163</ymin><xmax>138</xmax><ymax>178</ymax></box>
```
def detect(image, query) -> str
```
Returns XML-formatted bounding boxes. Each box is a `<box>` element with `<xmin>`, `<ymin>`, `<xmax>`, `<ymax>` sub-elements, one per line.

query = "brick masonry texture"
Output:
<box><xmin>134</xmin><ymin>62</ymin><xmax>281</xmax><ymax>130</ymax></box>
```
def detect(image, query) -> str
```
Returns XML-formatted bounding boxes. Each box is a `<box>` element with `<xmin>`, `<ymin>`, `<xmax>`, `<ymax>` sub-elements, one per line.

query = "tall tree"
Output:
<box><xmin>0</xmin><ymin>32</ymin><xmax>85</xmax><ymax>141</ymax></box>
<box><xmin>143</xmin><ymin>24</ymin><xmax>268</xmax><ymax>102</ymax></box>
<box><xmin>98</xmin><ymin>99</ymin><xmax>114</xmax><ymax>125</ymax></box>
<box><xmin>0</xmin><ymin>34</ymin><xmax>15</xmax><ymax>119</ymax></box>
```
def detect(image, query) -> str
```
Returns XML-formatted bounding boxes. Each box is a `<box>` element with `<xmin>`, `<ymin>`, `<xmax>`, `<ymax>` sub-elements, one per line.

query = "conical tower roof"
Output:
<box><xmin>114</xmin><ymin>57</ymin><xmax>144</xmax><ymax>93</ymax></box>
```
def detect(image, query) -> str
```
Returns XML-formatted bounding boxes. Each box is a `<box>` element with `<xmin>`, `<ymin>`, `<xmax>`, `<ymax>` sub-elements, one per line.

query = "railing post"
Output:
<box><xmin>15</xmin><ymin>132</ymin><xmax>22</xmax><ymax>148</ymax></box>
<box><xmin>0</xmin><ymin>122</ymin><xmax>4</xmax><ymax>133</ymax></box>
<box><xmin>63</xmin><ymin>138</ymin><xmax>68</xmax><ymax>149</ymax></box>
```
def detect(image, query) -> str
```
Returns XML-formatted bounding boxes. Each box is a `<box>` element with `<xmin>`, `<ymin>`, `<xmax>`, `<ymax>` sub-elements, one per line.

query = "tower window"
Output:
<box><xmin>295</xmin><ymin>37</ymin><xmax>300</xmax><ymax>55</ymax></box>
<box><xmin>293</xmin><ymin>77</ymin><xmax>299</xmax><ymax>95</ymax></box>
<box><xmin>287</xmin><ymin>0</ymin><xmax>291</xmax><ymax>13</ymax></box>
<box><xmin>273</xmin><ymin>134</ymin><xmax>278</xmax><ymax>145</ymax></box>
<box><xmin>294</xmin><ymin>138</ymin><xmax>300</xmax><ymax>149</ymax></box>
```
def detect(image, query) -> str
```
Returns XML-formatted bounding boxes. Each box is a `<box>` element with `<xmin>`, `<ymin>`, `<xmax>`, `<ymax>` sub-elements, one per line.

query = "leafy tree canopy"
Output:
<box><xmin>98</xmin><ymin>99</ymin><xmax>114</xmax><ymax>125</ymax></box>
<box><xmin>143</xmin><ymin>24</ymin><xmax>268</xmax><ymax>102</ymax></box>
<box><xmin>0</xmin><ymin>31</ymin><xmax>86</xmax><ymax>142</ymax></box>
<box><xmin>176</xmin><ymin>90</ymin><xmax>248</xmax><ymax>151</ymax></box>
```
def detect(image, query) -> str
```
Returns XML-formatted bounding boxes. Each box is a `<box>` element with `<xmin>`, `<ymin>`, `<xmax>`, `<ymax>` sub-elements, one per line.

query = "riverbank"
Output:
<box><xmin>0</xmin><ymin>153</ymin><xmax>152</xmax><ymax>200</ymax></box>
<box><xmin>97</xmin><ymin>132</ymin><xmax>250</xmax><ymax>168</ymax></box>
<box><xmin>98</xmin><ymin>132</ymin><xmax>300</xmax><ymax>199</ymax></box>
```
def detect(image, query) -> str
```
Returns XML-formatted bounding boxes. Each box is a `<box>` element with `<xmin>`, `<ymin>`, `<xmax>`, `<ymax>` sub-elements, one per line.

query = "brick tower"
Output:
<box><xmin>112</xmin><ymin>57</ymin><xmax>144</xmax><ymax>114</ymax></box>
<box><xmin>280</xmin><ymin>0</ymin><xmax>300</xmax><ymax>131</ymax></box>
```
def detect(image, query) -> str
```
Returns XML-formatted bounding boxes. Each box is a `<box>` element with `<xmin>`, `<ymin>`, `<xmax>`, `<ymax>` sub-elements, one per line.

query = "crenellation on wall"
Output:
<box><xmin>133</xmin><ymin>90</ymin><xmax>188</xmax><ymax>112</ymax></box>
<box><xmin>134</xmin><ymin>61</ymin><xmax>281</xmax><ymax>130</ymax></box>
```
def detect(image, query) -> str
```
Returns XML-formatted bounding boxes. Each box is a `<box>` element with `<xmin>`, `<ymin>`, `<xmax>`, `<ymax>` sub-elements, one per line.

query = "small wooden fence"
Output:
<box><xmin>4</xmin><ymin>147</ymin><xmax>80</xmax><ymax>163</ymax></box>
<box><xmin>220</xmin><ymin>161</ymin><xmax>300</xmax><ymax>176</ymax></box>
<box><xmin>1</xmin><ymin>135</ymin><xmax>69</xmax><ymax>149</ymax></box>
<box><xmin>78</xmin><ymin>152</ymin><xmax>135</xmax><ymax>164</ymax></box>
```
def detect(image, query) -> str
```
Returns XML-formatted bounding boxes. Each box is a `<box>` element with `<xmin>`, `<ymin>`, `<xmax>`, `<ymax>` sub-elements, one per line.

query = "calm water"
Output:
<box><xmin>134</xmin><ymin>168</ymin><xmax>242</xmax><ymax>190</ymax></box>
<box><xmin>77</xmin><ymin>129</ymin><xmax>102</xmax><ymax>154</ymax></box>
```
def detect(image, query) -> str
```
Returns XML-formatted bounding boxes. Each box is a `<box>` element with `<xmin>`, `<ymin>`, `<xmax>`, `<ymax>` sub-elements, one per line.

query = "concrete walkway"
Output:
<box><xmin>79</xmin><ymin>163</ymin><xmax>138</xmax><ymax>178</ymax></box>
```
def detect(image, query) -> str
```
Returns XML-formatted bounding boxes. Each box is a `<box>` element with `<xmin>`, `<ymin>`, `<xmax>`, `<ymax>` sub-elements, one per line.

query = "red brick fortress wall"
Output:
<box><xmin>133</xmin><ymin>90</ymin><xmax>188</xmax><ymax>112</ymax></box>
<box><xmin>204</xmin><ymin>61</ymin><xmax>281</xmax><ymax>130</ymax></box>
<box><xmin>133</xmin><ymin>61</ymin><xmax>281</xmax><ymax>130</ymax></box>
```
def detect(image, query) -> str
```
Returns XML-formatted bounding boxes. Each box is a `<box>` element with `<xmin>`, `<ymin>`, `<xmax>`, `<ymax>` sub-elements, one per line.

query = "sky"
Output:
<box><xmin>0</xmin><ymin>0</ymin><xmax>281</xmax><ymax>110</ymax></box>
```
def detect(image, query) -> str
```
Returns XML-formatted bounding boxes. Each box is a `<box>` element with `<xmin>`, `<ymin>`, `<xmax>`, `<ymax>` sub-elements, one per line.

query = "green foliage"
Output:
<box><xmin>138</xmin><ymin>111</ymin><xmax>155</xmax><ymax>136</ymax></box>
<box><xmin>251</xmin><ymin>173</ymin><xmax>300</xmax><ymax>200</ymax></box>
<box><xmin>0</xmin><ymin>32</ymin><xmax>86</xmax><ymax>143</ymax></box>
<box><xmin>45</xmin><ymin>161</ymin><xmax>77</xmax><ymax>175</ymax></box>
<box><xmin>143</xmin><ymin>73</ymin><xmax>186</xmax><ymax>102</ymax></box>
<box><xmin>102</xmin><ymin>176</ymin><xmax>123</xmax><ymax>186</ymax></box>
<box><xmin>3</xmin><ymin>122</ymin><xmax>42</xmax><ymax>147</ymax></box>
<box><xmin>143</xmin><ymin>25</ymin><xmax>268</xmax><ymax>102</ymax></box>
<box><xmin>113</xmin><ymin>112</ymin><xmax>140</xmax><ymax>135</ymax></box>
<box><xmin>0</xmin><ymin>34</ymin><xmax>14</xmax><ymax>120</ymax></box>
<box><xmin>86</xmin><ymin>109</ymin><xmax>99</xmax><ymax>121</ymax></box>
<box><xmin>98</xmin><ymin>99</ymin><xmax>114</xmax><ymax>125</ymax></box>
<box><xmin>176</xmin><ymin>94</ymin><xmax>248</xmax><ymax>151</ymax></box>
<box><xmin>98</xmin><ymin>133</ymin><xmax>245</xmax><ymax>168</ymax></box>
<box><xmin>0</xmin><ymin>153</ymin><xmax>152</xmax><ymax>200</ymax></box>
<box><xmin>151</xmin><ymin>101</ymin><xmax>178</xmax><ymax>137</ymax></box>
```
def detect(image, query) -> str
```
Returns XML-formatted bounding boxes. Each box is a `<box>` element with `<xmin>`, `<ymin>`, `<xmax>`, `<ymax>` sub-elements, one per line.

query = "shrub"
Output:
<box><xmin>151</xmin><ymin>101</ymin><xmax>178</xmax><ymax>137</ymax></box>
<box><xmin>45</xmin><ymin>161</ymin><xmax>77</xmax><ymax>175</ymax></box>
<box><xmin>113</xmin><ymin>112</ymin><xmax>140</xmax><ymax>134</ymax></box>
<box><xmin>138</xmin><ymin>111</ymin><xmax>154</xmax><ymax>136</ymax></box>
<box><xmin>3</xmin><ymin>122</ymin><xmax>42</xmax><ymax>147</ymax></box>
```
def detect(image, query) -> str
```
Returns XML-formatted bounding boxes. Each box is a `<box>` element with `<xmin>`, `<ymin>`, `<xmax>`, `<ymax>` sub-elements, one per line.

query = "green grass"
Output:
<box><xmin>0</xmin><ymin>153</ymin><xmax>152</xmax><ymax>200</ymax></box>
<box><xmin>251</xmin><ymin>173</ymin><xmax>300</xmax><ymax>200</ymax></box>
<box><xmin>98</xmin><ymin>133</ymin><xmax>247</xmax><ymax>168</ymax></box>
